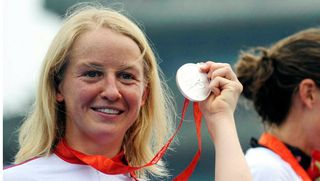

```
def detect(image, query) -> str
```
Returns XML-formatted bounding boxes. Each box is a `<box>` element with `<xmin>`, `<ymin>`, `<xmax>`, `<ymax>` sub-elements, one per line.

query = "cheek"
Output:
<box><xmin>64</xmin><ymin>84</ymin><xmax>98</xmax><ymax>110</ymax></box>
<box><xmin>314</xmin><ymin>120</ymin><xmax>320</xmax><ymax>137</ymax></box>
<box><xmin>305</xmin><ymin>120</ymin><xmax>320</xmax><ymax>145</ymax></box>
<box><xmin>312</xmin><ymin>126</ymin><xmax>320</xmax><ymax>150</ymax></box>
<box><xmin>124</xmin><ymin>86</ymin><xmax>146</xmax><ymax>109</ymax></box>
<box><xmin>77</xmin><ymin>86</ymin><xmax>98</xmax><ymax>102</ymax></box>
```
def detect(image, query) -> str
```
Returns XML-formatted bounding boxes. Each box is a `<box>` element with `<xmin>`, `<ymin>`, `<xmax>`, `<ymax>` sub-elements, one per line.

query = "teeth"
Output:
<box><xmin>96</xmin><ymin>108</ymin><xmax>120</xmax><ymax>114</ymax></box>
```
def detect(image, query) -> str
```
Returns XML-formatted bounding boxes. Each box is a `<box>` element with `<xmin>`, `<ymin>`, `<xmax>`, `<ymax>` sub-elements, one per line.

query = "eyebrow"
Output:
<box><xmin>82</xmin><ymin>63</ymin><xmax>104</xmax><ymax>71</ymax></box>
<box><xmin>115</xmin><ymin>55</ymin><xmax>145</xmax><ymax>71</ymax></box>
<box><xmin>81</xmin><ymin>59</ymin><xmax>143</xmax><ymax>72</ymax></box>
<box><xmin>118</xmin><ymin>62</ymin><xmax>141</xmax><ymax>71</ymax></box>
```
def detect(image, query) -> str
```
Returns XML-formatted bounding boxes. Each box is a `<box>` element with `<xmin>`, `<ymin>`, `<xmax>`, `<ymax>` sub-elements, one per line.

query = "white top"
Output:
<box><xmin>3</xmin><ymin>153</ymin><xmax>137</xmax><ymax>181</ymax></box>
<box><xmin>245</xmin><ymin>147</ymin><xmax>302</xmax><ymax>181</ymax></box>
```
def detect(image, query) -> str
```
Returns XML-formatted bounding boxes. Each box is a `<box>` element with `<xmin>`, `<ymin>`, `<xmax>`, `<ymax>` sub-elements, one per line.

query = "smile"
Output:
<box><xmin>93</xmin><ymin>108</ymin><xmax>122</xmax><ymax>115</ymax></box>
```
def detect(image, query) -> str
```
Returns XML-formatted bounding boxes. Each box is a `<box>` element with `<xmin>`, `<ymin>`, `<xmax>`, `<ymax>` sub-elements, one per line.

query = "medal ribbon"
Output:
<box><xmin>307</xmin><ymin>150</ymin><xmax>320</xmax><ymax>180</ymax></box>
<box><xmin>258</xmin><ymin>133</ymin><xmax>311</xmax><ymax>181</ymax></box>
<box><xmin>55</xmin><ymin>98</ymin><xmax>202</xmax><ymax>180</ymax></box>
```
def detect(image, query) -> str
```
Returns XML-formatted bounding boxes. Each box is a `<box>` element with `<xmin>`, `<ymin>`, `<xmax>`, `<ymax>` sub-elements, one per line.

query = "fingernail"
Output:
<box><xmin>197</xmin><ymin>62</ymin><xmax>205</xmax><ymax>68</ymax></box>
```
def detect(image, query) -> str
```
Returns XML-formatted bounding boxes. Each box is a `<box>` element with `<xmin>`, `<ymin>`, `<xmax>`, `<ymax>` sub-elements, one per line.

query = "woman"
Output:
<box><xmin>235</xmin><ymin>28</ymin><xmax>320</xmax><ymax>180</ymax></box>
<box><xmin>4</xmin><ymin>4</ymin><xmax>251</xmax><ymax>180</ymax></box>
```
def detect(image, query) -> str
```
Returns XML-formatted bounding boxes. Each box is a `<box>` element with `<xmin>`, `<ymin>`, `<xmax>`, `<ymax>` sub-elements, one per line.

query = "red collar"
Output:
<box><xmin>259</xmin><ymin>133</ymin><xmax>311</xmax><ymax>181</ymax></box>
<box><xmin>54</xmin><ymin>139</ymin><xmax>138</xmax><ymax>180</ymax></box>
<box><xmin>308</xmin><ymin>150</ymin><xmax>320</xmax><ymax>180</ymax></box>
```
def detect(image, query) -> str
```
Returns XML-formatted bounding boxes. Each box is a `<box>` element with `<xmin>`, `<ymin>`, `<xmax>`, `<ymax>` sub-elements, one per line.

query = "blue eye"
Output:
<box><xmin>119</xmin><ymin>72</ymin><xmax>134</xmax><ymax>80</ymax></box>
<box><xmin>84</xmin><ymin>71</ymin><xmax>102</xmax><ymax>78</ymax></box>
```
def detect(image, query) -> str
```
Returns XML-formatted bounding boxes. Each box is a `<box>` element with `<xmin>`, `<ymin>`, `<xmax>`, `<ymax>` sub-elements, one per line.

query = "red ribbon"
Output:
<box><xmin>173</xmin><ymin>100</ymin><xmax>202</xmax><ymax>181</ymax></box>
<box><xmin>55</xmin><ymin>98</ymin><xmax>202</xmax><ymax>180</ymax></box>
<box><xmin>259</xmin><ymin>133</ymin><xmax>311</xmax><ymax>181</ymax></box>
<box><xmin>308</xmin><ymin>150</ymin><xmax>320</xmax><ymax>180</ymax></box>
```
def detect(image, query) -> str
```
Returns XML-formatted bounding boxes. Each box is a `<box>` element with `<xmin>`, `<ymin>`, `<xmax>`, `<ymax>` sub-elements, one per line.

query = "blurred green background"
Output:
<box><xmin>3</xmin><ymin>0</ymin><xmax>320</xmax><ymax>180</ymax></box>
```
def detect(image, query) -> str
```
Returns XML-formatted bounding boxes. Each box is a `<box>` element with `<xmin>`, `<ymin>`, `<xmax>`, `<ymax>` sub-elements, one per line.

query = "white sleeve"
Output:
<box><xmin>249</xmin><ymin>159</ymin><xmax>297</xmax><ymax>181</ymax></box>
<box><xmin>3</xmin><ymin>166</ymin><xmax>37</xmax><ymax>181</ymax></box>
<box><xmin>245</xmin><ymin>148</ymin><xmax>302</xmax><ymax>181</ymax></box>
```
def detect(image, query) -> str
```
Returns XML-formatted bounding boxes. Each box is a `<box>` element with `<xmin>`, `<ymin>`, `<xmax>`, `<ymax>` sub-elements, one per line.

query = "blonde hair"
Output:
<box><xmin>15</xmin><ymin>4</ymin><xmax>176</xmax><ymax>179</ymax></box>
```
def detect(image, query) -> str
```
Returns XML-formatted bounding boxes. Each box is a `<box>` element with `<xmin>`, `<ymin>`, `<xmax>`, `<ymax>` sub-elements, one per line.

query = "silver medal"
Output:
<box><xmin>176</xmin><ymin>63</ymin><xmax>210</xmax><ymax>102</ymax></box>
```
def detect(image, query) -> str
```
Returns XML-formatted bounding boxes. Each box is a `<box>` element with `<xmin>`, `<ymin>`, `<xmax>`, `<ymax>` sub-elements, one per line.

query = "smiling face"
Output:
<box><xmin>56</xmin><ymin>27</ymin><xmax>148</xmax><ymax>156</ymax></box>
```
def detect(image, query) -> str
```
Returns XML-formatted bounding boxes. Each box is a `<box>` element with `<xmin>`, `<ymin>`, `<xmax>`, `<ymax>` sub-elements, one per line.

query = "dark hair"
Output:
<box><xmin>235</xmin><ymin>28</ymin><xmax>320</xmax><ymax>126</ymax></box>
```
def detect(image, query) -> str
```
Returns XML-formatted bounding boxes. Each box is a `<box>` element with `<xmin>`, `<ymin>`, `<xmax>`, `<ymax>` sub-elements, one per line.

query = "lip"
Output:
<box><xmin>91</xmin><ymin>106</ymin><xmax>124</xmax><ymax>120</ymax></box>
<box><xmin>92</xmin><ymin>105</ymin><xmax>124</xmax><ymax>111</ymax></box>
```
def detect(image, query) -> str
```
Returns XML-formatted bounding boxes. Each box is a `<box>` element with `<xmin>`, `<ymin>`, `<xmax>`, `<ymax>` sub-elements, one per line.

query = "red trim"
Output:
<box><xmin>4</xmin><ymin>154</ymin><xmax>139</xmax><ymax>180</ymax></box>
<box><xmin>259</xmin><ymin>133</ymin><xmax>311</xmax><ymax>181</ymax></box>
<box><xmin>3</xmin><ymin>157</ymin><xmax>40</xmax><ymax>170</ymax></box>
<box><xmin>307</xmin><ymin>150</ymin><xmax>320</xmax><ymax>180</ymax></box>
<box><xmin>130</xmin><ymin>171</ymin><xmax>139</xmax><ymax>181</ymax></box>
<box><xmin>54</xmin><ymin>151</ymin><xmax>86</xmax><ymax>165</ymax></box>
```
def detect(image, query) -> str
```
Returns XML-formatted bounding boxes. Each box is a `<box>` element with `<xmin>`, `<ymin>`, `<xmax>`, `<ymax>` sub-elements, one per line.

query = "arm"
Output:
<box><xmin>199</xmin><ymin>61</ymin><xmax>252</xmax><ymax>181</ymax></box>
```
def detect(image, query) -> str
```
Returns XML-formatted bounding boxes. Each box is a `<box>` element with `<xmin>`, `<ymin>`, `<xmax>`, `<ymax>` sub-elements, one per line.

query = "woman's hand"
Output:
<box><xmin>199</xmin><ymin>61</ymin><xmax>242</xmax><ymax>139</ymax></box>
<box><xmin>199</xmin><ymin>61</ymin><xmax>243</xmax><ymax>123</ymax></box>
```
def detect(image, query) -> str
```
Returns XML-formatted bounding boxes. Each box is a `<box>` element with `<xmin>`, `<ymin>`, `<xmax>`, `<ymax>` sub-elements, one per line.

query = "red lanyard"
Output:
<box><xmin>259</xmin><ymin>133</ymin><xmax>311</xmax><ymax>181</ymax></box>
<box><xmin>55</xmin><ymin>99</ymin><xmax>202</xmax><ymax>180</ymax></box>
<box><xmin>308</xmin><ymin>150</ymin><xmax>320</xmax><ymax>180</ymax></box>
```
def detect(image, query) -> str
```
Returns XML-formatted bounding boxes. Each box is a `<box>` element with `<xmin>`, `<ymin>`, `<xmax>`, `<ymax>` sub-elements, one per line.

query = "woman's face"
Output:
<box><xmin>57</xmin><ymin>27</ymin><xmax>148</xmax><ymax>153</ymax></box>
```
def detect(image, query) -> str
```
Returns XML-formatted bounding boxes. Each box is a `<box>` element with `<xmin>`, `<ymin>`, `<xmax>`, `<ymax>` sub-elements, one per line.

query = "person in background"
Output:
<box><xmin>235</xmin><ymin>27</ymin><xmax>320</xmax><ymax>180</ymax></box>
<box><xmin>3</xmin><ymin>3</ymin><xmax>252</xmax><ymax>181</ymax></box>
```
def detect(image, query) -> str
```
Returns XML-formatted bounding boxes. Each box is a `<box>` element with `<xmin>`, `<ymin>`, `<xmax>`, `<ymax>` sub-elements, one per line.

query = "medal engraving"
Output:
<box><xmin>176</xmin><ymin>63</ymin><xmax>210</xmax><ymax>102</ymax></box>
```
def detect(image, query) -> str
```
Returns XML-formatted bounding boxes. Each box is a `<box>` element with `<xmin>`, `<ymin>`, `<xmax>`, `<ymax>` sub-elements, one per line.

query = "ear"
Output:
<box><xmin>298</xmin><ymin>79</ymin><xmax>317</xmax><ymax>109</ymax></box>
<box><xmin>141</xmin><ymin>85</ymin><xmax>149</xmax><ymax>106</ymax></box>
<box><xmin>56</xmin><ymin>84</ymin><xmax>64</xmax><ymax>102</ymax></box>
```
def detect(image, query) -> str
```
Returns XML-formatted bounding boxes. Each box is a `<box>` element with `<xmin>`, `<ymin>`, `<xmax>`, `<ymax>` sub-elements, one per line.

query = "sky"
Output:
<box><xmin>3</xmin><ymin>0</ymin><xmax>60</xmax><ymax>116</ymax></box>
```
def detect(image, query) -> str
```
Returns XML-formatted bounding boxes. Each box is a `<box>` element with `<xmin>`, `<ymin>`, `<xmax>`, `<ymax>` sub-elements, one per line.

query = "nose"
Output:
<box><xmin>100</xmin><ymin>76</ymin><xmax>122</xmax><ymax>101</ymax></box>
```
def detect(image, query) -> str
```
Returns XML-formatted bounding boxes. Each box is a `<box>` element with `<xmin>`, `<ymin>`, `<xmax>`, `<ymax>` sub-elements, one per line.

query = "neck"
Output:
<box><xmin>64</xmin><ymin>133</ymin><xmax>123</xmax><ymax>158</ymax></box>
<box><xmin>267</xmin><ymin>116</ymin><xmax>311</xmax><ymax>155</ymax></box>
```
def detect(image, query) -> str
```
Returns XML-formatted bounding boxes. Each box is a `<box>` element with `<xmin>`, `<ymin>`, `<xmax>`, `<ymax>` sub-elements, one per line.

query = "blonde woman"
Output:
<box><xmin>4</xmin><ymin>4</ymin><xmax>251</xmax><ymax>181</ymax></box>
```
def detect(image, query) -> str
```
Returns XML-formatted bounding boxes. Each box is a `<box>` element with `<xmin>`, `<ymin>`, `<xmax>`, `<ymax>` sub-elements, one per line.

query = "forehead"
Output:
<box><xmin>69</xmin><ymin>27</ymin><xmax>144</xmax><ymax>69</ymax></box>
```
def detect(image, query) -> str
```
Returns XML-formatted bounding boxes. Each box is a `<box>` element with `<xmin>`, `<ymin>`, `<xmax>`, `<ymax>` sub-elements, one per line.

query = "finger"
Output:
<box><xmin>199</xmin><ymin>61</ymin><xmax>226</xmax><ymax>75</ymax></box>
<box><xmin>199</xmin><ymin>62</ymin><xmax>239</xmax><ymax>82</ymax></box>
<box><xmin>209</xmin><ymin>66</ymin><xmax>238</xmax><ymax>82</ymax></box>
<box><xmin>207</xmin><ymin>62</ymin><xmax>231</xmax><ymax>77</ymax></box>
<box><xmin>209</xmin><ymin>67</ymin><xmax>231</xmax><ymax>81</ymax></box>
<box><xmin>208</xmin><ymin>76</ymin><xmax>242</xmax><ymax>95</ymax></box>
<box><xmin>208</xmin><ymin>77</ymin><xmax>227</xmax><ymax>96</ymax></box>
<box><xmin>199</xmin><ymin>61</ymin><xmax>213</xmax><ymax>73</ymax></box>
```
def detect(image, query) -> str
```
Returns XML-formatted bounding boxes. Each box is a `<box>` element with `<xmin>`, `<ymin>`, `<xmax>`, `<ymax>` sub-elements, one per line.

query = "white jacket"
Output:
<box><xmin>245</xmin><ymin>147</ymin><xmax>302</xmax><ymax>181</ymax></box>
<box><xmin>4</xmin><ymin>153</ymin><xmax>136</xmax><ymax>181</ymax></box>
